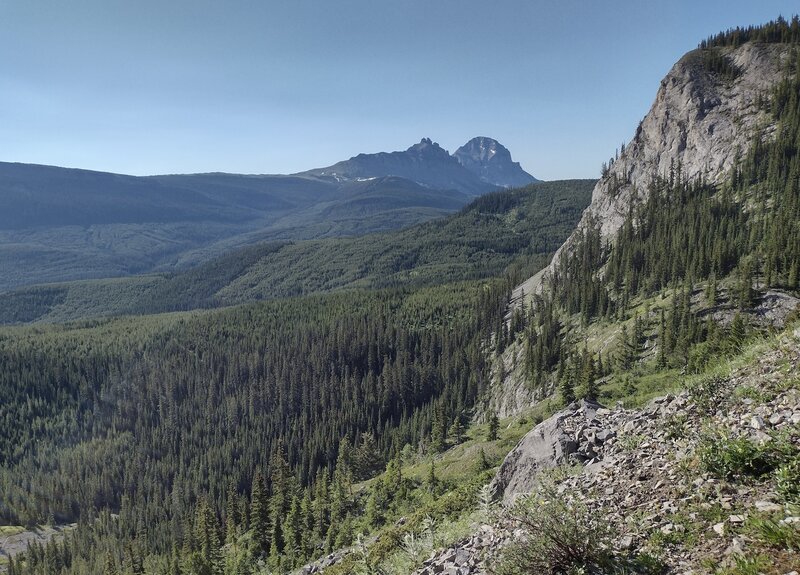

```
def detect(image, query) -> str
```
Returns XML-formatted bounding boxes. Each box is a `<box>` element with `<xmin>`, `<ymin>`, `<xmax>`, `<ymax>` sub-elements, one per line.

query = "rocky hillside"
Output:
<box><xmin>415</xmin><ymin>326</ymin><xmax>800</xmax><ymax>574</ymax></box>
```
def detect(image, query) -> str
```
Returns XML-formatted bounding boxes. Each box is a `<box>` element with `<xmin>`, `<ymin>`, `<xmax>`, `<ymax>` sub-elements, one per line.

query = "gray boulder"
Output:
<box><xmin>490</xmin><ymin>399</ymin><xmax>603</xmax><ymax>504</ymax></box>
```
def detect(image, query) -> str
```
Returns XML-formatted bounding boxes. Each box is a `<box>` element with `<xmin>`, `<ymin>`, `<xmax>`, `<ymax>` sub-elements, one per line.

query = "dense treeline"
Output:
<box><xmin>699</xmin><ymin>15</ymin><xmax>800</xmax><ymax>49</ymax></box>
<box><xmin>0</xmin><ymin>280</ymin><xmax>508</xmax><ymax>573</ymax></box>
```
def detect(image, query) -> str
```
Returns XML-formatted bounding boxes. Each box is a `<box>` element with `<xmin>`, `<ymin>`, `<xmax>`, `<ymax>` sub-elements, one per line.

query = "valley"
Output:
<box><xmin>1</xmin><ymin>15</ymin><xmax>800</xmax><ymax>575</ymax></box>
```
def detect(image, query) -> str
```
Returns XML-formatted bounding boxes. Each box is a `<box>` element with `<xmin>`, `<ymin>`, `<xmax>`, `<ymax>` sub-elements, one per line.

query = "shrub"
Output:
<box><xmin>687</xmin><ymin>374</ymin><xmax>727</xmax><ymax>414</ymax></box>
<box><xmin>698</xmin><ymin>428</ymin><xmax>799</xmax><ymax>483</ymax></box>
<box><xmin>775</xmin><ymin>458</ymin><xmax>800</xmax><ymax>503</ymax></box>
<box><xmin>748</xmin><ymin>516</ymin><xmax>800</xmax><ymax>551</ymax></box>
<box><xmin>496</xmin><ymin>486</ymin><xmax>662</xmax><ymax>575</ymax></box>
<box><xmin>697</xmin><ymin>431</ymin><xmax>775</xmax><ymax>480</ymax></box>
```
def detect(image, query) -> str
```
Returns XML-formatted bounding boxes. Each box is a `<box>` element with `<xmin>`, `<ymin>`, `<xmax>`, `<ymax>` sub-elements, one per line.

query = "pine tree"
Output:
<box><xmin>385</xmin><ymin>456</ymin><xmax>405</xmax><ymax>501</ymax></box>
<box><xmin>249</xmin><ymin>469</ymin><xmax>270</xmax><ymax>556</ymax></box>
<box><xmin>312</xmin><ymin>472</ymin><xmax>330</xmax><ymax>543</ymax></box>
<box><xmin>581</xmin><ymin>354</ymin><xmax>598</xmax><ymax>402</ymax></box>
<box><xmin>657</xmin><ymin>308</ymin><xmax>667</xmax><ymax>368</ymax></box>
<box><xmin>476</xmin><ymin>448</ymin><xmax>490</xmax><ymax>472</ymax></box>
<box><xmin>103</xmin><ymin>552</ymin><xmax>118</xmax><ymax>575</ymax></box>
<box><xmin>705</xmin><ymin>273</ymin><xmax>718</xmax><ymax>304</ymax></box>
<box><xmin>426</xmin><ymin>460</ymin><xmax>439</xmax><ymax>494</ymax></box>
<box><xmin>448</xmin><ymin>416</ymin><xmax>464</xmax><ymax>445</ymax></box>
<box><xmin>225</xmin><ymin>481</ymin><xmax>239</xmax><ymax>546</ymax></box>
<box><xmin>559</xmin><ymin>367</ymin><xmax>575</xmax><ymax>405</ymax></box>
<box><xmin>737</xmin><ymin>260</ymin><xmax>754</xmax><ymax>309</ymax></box>
<box><xmin>283</xmin><ymin>493</ymin><xmax>304</xmax><ymax>566</ymax></box>
<box><xmin>191</xmin><ymin>499</ymin><xmax>223</xmax><ymax>575</ymax></box>
<box><xmin>365</xmin><ymin>477</ymin><xmax>388</xmax><ymax>527</ymax></box>
<box><xmin>430</xmin><ymin>404</ymin><xmax>447</xmax><ymax>453</ymax></box>
<box><xmin>487</xmin><ymin>410</ymin><xmax>499</xmax><ymax>441</ymax></box>
<box><xmin>269</xmin><ymin>443</ymin><xmax>293</xmax><ymax>557</ymax></box>
<box><xmin>616</xmin><ymin>324</ymin><xmax>635</xmax><ymax>371</ymax></box>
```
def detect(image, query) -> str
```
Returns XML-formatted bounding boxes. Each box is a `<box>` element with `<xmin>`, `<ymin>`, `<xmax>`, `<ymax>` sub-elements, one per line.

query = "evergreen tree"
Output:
<box><xmin>249</xmin><ymin>470</ymin><xmax>270</xmax><ymax>556</ymax></box>
<box><xmin>559</xmin><ymin>372</ymin><xmax>575</xmax><ymax>405</ymax></box>
<box><xmin>426</xmin><ymin>460</ymin><xmax>439</xmax><ymax>494</ymax></box>
<box><xmin>430</xmin><ymin>404</ymin><xmax>447</xmax><ymax>453</ymax></box>
<box><xmin>476</xmin><ymin>448</ymin><xmax>491</xmax><ymax>472</ymax></box>
<box><xmin>487</xmin><ymin>410</ymin><xmax>500</xmax><ymax>441</ymax></box>
<box><xmin>225</xmin><ymin>481</ymin><xmax>239</xmax><ymax>546</ymax></box>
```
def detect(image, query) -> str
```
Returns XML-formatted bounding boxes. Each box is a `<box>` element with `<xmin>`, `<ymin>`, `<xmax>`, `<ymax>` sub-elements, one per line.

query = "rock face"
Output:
<box><xmin>530</xmin><ymin>42</ymin><xmax>791</xmax><ymax>293</ymax></box>
<box><xmin>489</xmin><ymin>399</ymin><xmax>604</xmax><ymax>504</ymax></box>
<box><xmin>454</xmin><ymin>137</ymin><xmax>538</xmax><ymax>188</ymax></box>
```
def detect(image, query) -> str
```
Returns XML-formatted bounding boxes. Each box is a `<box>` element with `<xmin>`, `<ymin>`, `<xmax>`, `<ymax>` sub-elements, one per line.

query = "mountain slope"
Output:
<box><xmin>0</xmin><ymin>180</ymin><xmax>594</xmax><ymax>323</ymax></box>
<box><xmin>0</xmin><ymin>139</ymin><xmax>515</xmax><ymax>291</ymax></box>
<box><xmin>454</xmin><ymin>137</ymin><xmax>538</xmax><ymax>188</ymax></box>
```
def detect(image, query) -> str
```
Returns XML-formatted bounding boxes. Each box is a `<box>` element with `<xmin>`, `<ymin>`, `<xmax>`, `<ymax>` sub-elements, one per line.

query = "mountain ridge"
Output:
<box><xmin>0</xmin><ymin>136</ymin><xmax>533</xmax><ymax>291</ymax></box>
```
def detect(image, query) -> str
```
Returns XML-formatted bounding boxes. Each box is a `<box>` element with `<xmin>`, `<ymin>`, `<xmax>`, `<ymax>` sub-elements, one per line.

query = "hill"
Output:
<box><xmin>0</xmin><ymin>179</ymin><xmax>593</xmax><ymax>324</ymax></box>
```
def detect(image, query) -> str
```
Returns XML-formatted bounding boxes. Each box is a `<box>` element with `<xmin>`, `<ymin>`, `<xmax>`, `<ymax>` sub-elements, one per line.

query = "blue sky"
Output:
<box><xmin>1</xmin><ymin>1</ymin><xmax>797</xmax><ymax>180</ymax></box>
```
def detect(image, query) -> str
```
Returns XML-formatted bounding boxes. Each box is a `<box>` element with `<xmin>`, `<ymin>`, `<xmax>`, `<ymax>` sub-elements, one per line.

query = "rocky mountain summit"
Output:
<box><xmin>304</xmin><ymin>137</ymin><xmax>538</xmax><ymax>195</ymax></box>
<box><xmin>454</xmin><ymin>137</ymin><xmax>538</xmax><ymax>189</ymax></box>
<box><xmin>303</xmin><ymin>138</ymin><xmax>494</xmax><ymax>196</ymax></box>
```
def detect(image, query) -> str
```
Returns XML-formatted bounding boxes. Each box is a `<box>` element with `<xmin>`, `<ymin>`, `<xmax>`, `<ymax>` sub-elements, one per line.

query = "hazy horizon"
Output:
<box><xmin>2</xmin><ymin>0</ymin><xmax>798</xmax><ymax>180</ymax></box>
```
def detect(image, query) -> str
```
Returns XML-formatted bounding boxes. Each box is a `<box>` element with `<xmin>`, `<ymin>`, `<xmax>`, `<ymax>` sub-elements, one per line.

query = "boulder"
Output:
<box><xmin>489</xmin><ymin>399</ymin><xmax>603</xmax><ymax>503</ymax></box>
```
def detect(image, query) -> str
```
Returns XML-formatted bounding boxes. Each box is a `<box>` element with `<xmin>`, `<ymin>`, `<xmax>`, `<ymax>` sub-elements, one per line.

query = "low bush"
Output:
<box><xmin>698</xmin><ymin>428</ymin><xmax>800</xmax><ymax>484</ymax></box>
<box><xmin>496</xmin><ymin>485</ymin><xmax>663</xmax><ymax>575</ymax></box>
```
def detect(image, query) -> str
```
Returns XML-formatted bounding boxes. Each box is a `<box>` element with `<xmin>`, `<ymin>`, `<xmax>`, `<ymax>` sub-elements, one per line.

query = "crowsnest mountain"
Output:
<box><xmin>454</xmin><ymin>137</ymin><xmax>538</xmax><ymax>189</ymax></box>
<box><xmin>301</xmin><ymin>137</ymin><xmax>536</xmax><ymax>195</ymax></box>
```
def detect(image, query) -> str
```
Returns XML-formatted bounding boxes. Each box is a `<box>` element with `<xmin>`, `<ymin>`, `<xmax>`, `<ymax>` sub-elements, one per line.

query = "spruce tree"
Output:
<box><xmin>225</xmin><ymin>481</ymin><xmax>239</xmax><ymax>546</ymax></box>
<box><xmin>249</xmin><ymin>469</ymin><xmax>270</xmax><ymax>556</ymax></box>
<box><xmin>560</xmin><ymin>374</ymin><xmax>575</xmax><ymax>405</ymax></box>
<box><xmin>487</xmin><ymin>410</ymin><xmax>500</xmax><ymax>441</ymax></box>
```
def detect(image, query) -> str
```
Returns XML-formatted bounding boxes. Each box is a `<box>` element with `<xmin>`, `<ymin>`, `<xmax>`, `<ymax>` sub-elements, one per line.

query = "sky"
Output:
<box><xmin>1</xmin><ymin>1</ymin><xmax>798</xmax><ymax>181</ymax></box>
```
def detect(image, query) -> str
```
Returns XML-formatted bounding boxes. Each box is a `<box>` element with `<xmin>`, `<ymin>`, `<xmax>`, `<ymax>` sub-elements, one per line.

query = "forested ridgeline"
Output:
<box><xmin>1</xmin><ymin>280</ymin><xmax>508</xmax><ymax>573</ymax></box>
<box><xmin>0</xmin><ymin>180</ymin><xmax>594</xmax><ymax>325</ymax></box>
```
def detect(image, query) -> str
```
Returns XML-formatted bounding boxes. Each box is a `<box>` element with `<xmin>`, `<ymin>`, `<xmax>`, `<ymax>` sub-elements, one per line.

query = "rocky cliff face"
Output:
<box><xmin>526</xmin><ymin>42</ymin><xmax>791</xmax><ymax>296</ymax></box>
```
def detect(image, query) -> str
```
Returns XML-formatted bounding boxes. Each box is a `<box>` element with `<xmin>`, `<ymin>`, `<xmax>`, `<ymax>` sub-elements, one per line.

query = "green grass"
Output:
<box><xmin>0</xmin><ymin>525</ymin><xmax>25</xmax><ymax>536</ymax></box>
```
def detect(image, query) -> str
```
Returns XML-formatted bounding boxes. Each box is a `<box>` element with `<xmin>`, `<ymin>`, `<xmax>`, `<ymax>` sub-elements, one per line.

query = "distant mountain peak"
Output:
<box><xmin>454</xmin><ymin>137</ymin><xmax>538</xmax><ymax>188</ymax></box>
<box><xmin>303</xmin><ymin>138</ymin><xmax>496</xmax><ymax>196</ymax></box>
<box><xmin>406</xmin><ymin>138</ymin><xmax>451</xmax><ymax>158</ymax></box>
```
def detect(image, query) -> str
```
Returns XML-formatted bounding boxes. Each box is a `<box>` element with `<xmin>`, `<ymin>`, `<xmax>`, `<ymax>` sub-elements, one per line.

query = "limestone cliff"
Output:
<box><xmin>515</xmin><ymin>42</ymin><xmax>791</xmax><ymax>305</ymax></box>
